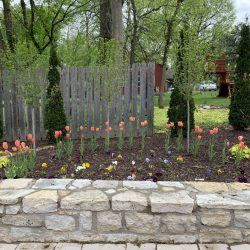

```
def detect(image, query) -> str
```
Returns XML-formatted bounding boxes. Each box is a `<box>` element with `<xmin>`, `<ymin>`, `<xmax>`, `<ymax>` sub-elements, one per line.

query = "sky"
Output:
<box><xmin>233</xmin><ymin>0</ymin><xmax>250</xmax><ymax>23</ymax></box>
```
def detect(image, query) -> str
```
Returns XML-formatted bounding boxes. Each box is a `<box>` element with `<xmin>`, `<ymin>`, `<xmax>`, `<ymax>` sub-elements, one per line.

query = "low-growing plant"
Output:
<box><xmin>191</xmin><ymin>126</ymin><xmax>203</xmax><ymax>157</ymax></box>
<box><xmin>118</xmin><ymin>121</ymin><xmax>125</xmax><ymax>151</ymax></box>
<box><xmin>222</xmin><ymin>139</ymin><xmax>229</xmax><ymax>164</ymax></box>
<box><xmin>129</xmin><ymin>116</ymin><xmax>136</xmax><ymax>149</ymax></box>
<box><xmin>54</xmin><ymin>130</ymin><xmax>63</xmax><ymax>160</ymax></box>
<box><xmin>90</xmin><ymin>126</ymin><xmax>99</xmax><ymax>153</ymax></box>
<box><xmin>165</xmin><ymin>122</ymin><xmax>174</xmax><ymax>151</ymax></box>
<box><xmin>208</xmin><ymin>127</ymin><xmax>218</xmax><ymax>161</ymax></box>
<box><xmin>64</xmin><ymin>126</ymin><xmax>74</xmax><ymax>159</ymax></box>
<box><xmin>176</xmin><ymin>121</ymin><xmax>184</xmax><ymax>152</ymax></box>
<box><xmin>140</xmin><ymin>120</ymin><xmax>148</xmax><ymax>150</ymax></box>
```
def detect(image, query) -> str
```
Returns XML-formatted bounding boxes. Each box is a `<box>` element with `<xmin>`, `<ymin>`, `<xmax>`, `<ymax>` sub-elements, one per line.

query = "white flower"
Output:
<box><xmin>112</xmin><ymin>160</ymin><xmax>118</xmax><ymax>166</ymax></box>
<box><xmin>131</xmin><ymin>160</ymin><xmax>136</xmax><ymax>165</ymax></box>
<box><xmin>76</xmin><ymin>166</ymin><xmax>85</xmax><ymax>172</ymax></box>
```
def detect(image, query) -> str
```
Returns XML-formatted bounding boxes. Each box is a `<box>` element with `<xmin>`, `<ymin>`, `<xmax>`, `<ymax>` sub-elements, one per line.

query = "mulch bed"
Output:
<box><xmin>0</xmin><ymin>127</ymin><xmax>249</xmax><ymax>182</ymax></box>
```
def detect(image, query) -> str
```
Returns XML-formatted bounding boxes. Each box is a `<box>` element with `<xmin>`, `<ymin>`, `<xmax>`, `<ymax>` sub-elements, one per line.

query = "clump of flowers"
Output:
<box><xmin>176</xmin><ymin>121</ymin><xmax>184</xmax><ymax>152</ymax></box>
<box><xmin>129</xmin><ymin>116</ymin><xmax>136</xmax><ymax>149</ymax></box>
<box><xmin>165</xmin><ymin>122</ymin><xmax>174</xmax><ymax>151</ymax></box>
<box><xmin>79</xmin><ymin>125</ymin><xmax>85</xmax><ymax>159</ymax></box>
<box><xmin>3</xmin><ymin>137</ymin><xmax>36</xmax><ymax>179</ymax></box>
<box><xmin>191</xmin><ymin>126</ymin><xmax>203</xmax><ymax>157</ymax></box>
<box><xmin>59</xmin><ymin>164</ymin><xmax>68</xmax><ymax>175</ymax></box>
<box><xmin>54</xmin><ymin>130</ymin><xmax>63</xmax><ymax>160</ymax></box>
<box><xmin>140</xmin><ymin>120</ymin><xmax>148</xmax><ymax>150</ymax></box>
<box><xmin>208</xmin><ymin>127</ymin><xmax>218</xmax><ymax>161</ymax></box>
<box><xmin>90</xmin><ymin>126</ymin><xmax>99</xmax><ymax>153</ymax></box>
<box><xmin>82</xmin><ymin>162</ymin><xmax>90</xmax><ymax>168</ymax></box>
<box><xmin>118</xmin><ymin>121</ymin><xmax>125</xmax><ymax>151</ymax></box>
<box><xmin>0</xmin><ymin>157</ymin><xmax>10</xmax><ymax>168</ymax></box>
<box><xmin>64</xmin><ymin>126</ymin><xmax>74</xmax><ymax>159</ymax></box>
<box><xmin>230</xmin><ymin>136</ymin><xmax>250</xmax><ymax>168</ymax></box>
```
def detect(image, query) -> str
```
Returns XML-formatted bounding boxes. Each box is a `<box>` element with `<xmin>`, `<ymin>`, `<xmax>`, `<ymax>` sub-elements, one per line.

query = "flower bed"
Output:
<box><xmin>0</xmin><ymin>126</ymin><xmax>249</xmax><ymax>182</ymax></box>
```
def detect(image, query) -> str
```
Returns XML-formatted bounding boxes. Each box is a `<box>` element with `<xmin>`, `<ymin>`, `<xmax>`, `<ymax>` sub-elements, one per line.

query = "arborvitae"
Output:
<box><xmin>167</xmin><ymin>30</ymin><xmax>195</xmax><ymax>136</ymax></box>
<box><xmin>229</xmin><ymin>22</ymin><xmax>250</xmax><ymax>130</ymax></box>
<box><xmin>44</xmin><ymin>44</ymin><xmax>66</xmax><ymax>142</ymax></box>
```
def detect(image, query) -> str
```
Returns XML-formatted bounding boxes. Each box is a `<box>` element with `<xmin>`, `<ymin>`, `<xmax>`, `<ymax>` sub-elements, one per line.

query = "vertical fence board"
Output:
<box><xmin>71</xmin><ymin>67</ymin><xmax>78</xmax><ymax>139</ymax></box>
<box><xmin>3</xmin><ymin>81</ymin><xmax>12</xmax><ymax>141</ymax></box>
<box><xmin>101</xmin><ymin>68</ymin><xmax>107</xmax><ymax>137</ymax></box>
<box><xmin>131</xmin><ymin>64</ymin><xmax>138</xmax><ymax>137</ymax></box>
<box><xmin>124</xmin><ymin>66</ymin><xmax>131</xmax><ymax>137</ymax></box>
<box><xmin>139</xmin><ymin>64</ymin><xmax>146</xmax><ymax>134</ymax></box>
<box><xmin>79</xmin><ymin>68</ymin><xmax>86</xmax><ymax>129</ymax></box>
<box><xmin>40</xmin><ymin>69</ymin><xmax>47</xmax><ymax>140</ymax></box>
<box><xmin>93</xmin><ymin>68</ymin><xmax>100</xmax><ymax>137</ymax></box>
<box><xmin>147</xmin><ymin>63</ymin><xmax>155</xmax><ymax>136</ymax></box>
<box><xmin>86</xmin><ymin>69</ymin><xmax>92</xmax><ymax>138</ymax></box>
<box><xmin>63</xmin><ymin>68</ymin><xmax>70</xmax><ymax>124</ymax></box>
<box><xmin>18</xmin><ymin>95</ymin><xmax>26</xmax><ymax>141</ymax></box>
<box><xmin>11</xmin><ymin>76</ymin><xmax>18</xmax><ymax>140</ymax></box>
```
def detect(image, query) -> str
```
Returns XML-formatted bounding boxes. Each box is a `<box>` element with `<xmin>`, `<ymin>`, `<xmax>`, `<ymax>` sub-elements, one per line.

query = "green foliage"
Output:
<box><xmin>4</xmin><ymin>150</ymin><xmax>36</xmax><ymax>179</ymax></box>
<box><xmin>0</xmin><ymin>157</ymin><xmax>10</xmax><ymax>168</ymax></box>
<box><xmin>230</xmin><ymin>144</ymin><xmax>250</xmax><ymax>159</ymax></box>
<box><xmin>168</xmin><ymin>85</ymin><xmax>195</xmax><ymax>136</ymax></box>
<box><xmin>229</xmin><ymin>23</ymin><xmax>250</xmax><ymax>130</ymax></box>
<box><xmin>44</xmin><ymin>85</ymin><xmax>67</xmax><ymax>143</ymax></box>
<box><xmin>47</xmin><ymin>45</ymin><xmax>61</xmax><ymax>97</ymax></box>
<box><xmin>44</xmin><ymin>44</ymin><xmax>66</xmax><ymax>142</ymax></box>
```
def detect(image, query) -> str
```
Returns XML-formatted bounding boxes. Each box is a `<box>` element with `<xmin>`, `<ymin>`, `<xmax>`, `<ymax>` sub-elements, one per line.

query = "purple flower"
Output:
<box><xmin>152</xmin><ymin>176</ymin><xmax>158</xmax><ymax>182</ymax></box>
<box><xmin>145</xmin><ymin>158</ymin><xmax>150</xmax><ymax>163</ymax></box>
<box><xmin>155</xmin><ymin>172</ymin><xmax>163</xmax><ymax>177</ymax></box>
<box><xmin>238</xmin><ymin>176</ymin><xmax>248</xmax><ymax>183</ymax></box>
<box><xmin>167</xmin><ymin>150</ymin><xmax>172</xmax><ymax>155</ymax></box>
<box><xmin>207</xmin><ymin>168</ymin><xmax>212</xmax><ymax>174</ymax></box>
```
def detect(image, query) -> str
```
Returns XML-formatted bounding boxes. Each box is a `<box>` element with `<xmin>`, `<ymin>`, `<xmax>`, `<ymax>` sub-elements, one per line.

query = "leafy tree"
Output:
<box><xmin>229</xmin><ymin>22</ymin><xmax>250</xmax><ymax>130</ymax></box>
<box><xmin>44</xmin><ymin>44</ymin><xmax>66</xmax><ymax>142</ymax></box>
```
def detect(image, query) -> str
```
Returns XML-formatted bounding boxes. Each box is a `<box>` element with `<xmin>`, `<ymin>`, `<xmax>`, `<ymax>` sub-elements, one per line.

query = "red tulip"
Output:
<box><xmin>90</xmin><ymin>126</ymin><xmax>95</xmax><ymax>132</ymax></box>
<box><xmin>80</xmin><ymin>134</ymin><xmax>84</xmax><ymax>139</ymax></box>
<box><xmin>65</xmin><ymin>133</ymin><xmax>70</xmax><ymax>139</ymax></box>
<box><xmin>129</xmin><ymin>116</ymin><xmax>136</xmax><ymax>122</ymax></box>
<box><xmin>54</xmin><ymin>131</ymin><xmax>60</xmax><ymax>138</ymax></box>
<box><xmin>65</xmin><ymin>126</ymin><xmax>70</xmax><ymax>132</ymax></box>
<box><xmin>197</xmin><ymin>135</ymin><xmax>202</xmax><ymax>140</ymax></box>
<box><xmin>239</xmin><ymin>141</ymin><xmax>245</xmax><ymax>149</ymax></box>
<box><xmin>80</xmin><ymin>125</ymin><xmax>84</xmax><ymax>131</ymax></box>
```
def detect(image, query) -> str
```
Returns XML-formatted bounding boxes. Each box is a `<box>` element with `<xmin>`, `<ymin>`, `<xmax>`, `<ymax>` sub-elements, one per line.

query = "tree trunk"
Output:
<box><xmin>110</xmin><ymin>0</ymin><xmax>124</xmax><ymax>43</ymax></box>
<box><xmin>2</xmin><ymin>0</ymin><xmax>16</xmax><ymax>52</ymax></box>
<box><xmin>218</xmin><ymin>84</ymin><xmax>229</xmax><ymax>97</ymax></box>
<box><xmin>130</xmin><ymin>0</ymin><xmax>138</xmax><ymax>65</ymax></box>
<box><xmin>158</xmin><ymin>0</ymin><xmax>184</xmax><ymax>109</ymax></box>
<box><xmin>0</xmin><ymin>29</ymin><xmax>5</xmax><ymax>50</ymax></box>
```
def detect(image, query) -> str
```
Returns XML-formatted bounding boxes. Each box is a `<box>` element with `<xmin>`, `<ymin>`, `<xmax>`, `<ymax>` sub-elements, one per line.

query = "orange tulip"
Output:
<box><xmin>95</xmin><ymin>127</ymin><xmax>100</xmax><ymax>132</ymax></box>
<box><xmin>58</xmin><ymin>130</ymin><xmax>62</xmax><ymax>136</ymax></box>
<box><xmin>140</xmin><ymin>121</ymin><xmax>145</xmax><ymax>127</ymax></box>
<box><xmin>12</xmin><ymin>146</ymin><xmax>17</xmax><ymax>152</ymax></box>
<box><xmin>143</xmin><ymin>120</ymin><xmax>148</xmax><ymax>126</ymax></box>
<box><xmin>54</xmin><ymin>131</ymin><xmax>60</xmax><ymax>138</ymax></box>
<box><xmin>209</xmin><ymin>129</ymin><xmax>214</xmax><ymax>135</ymax></box>
<box><xmin>177</xmin><ymin>121</ymin><xmax>184</xmax><ymax>127</ymax></box>
<box><xmin>119</xmin><ymin>127</ymin><xmax>124</xmax><ymax>132</ymax></box>
<box><xmin>239</xmin><ymin>141</ymin><xmax>245</xmax><ymax>149</ymax></box>
<box><xmin>15</xmin><ymin>140</ymin><xmax>21</xmax><ymax>147</ymax></box>
<box><xmin>25</xmin><ymin>146</ymin><xmax>30</xmax><ymax>152</ymax></box>
<box><xmin>120</xmin><ymin>121</ymin><xmax>125</xmax><ymax>127</ymax></box>
<box><xmin>129</xmin><ymin>116</ymin><xmax>136</xmax><ymax>122</ymax></box>
<box><xmin>31</xmin><ymin>138</ymin><xmax>35</xmax><ymax>144</ymax></box>
<box><xmin>195</xmin><ymin>126</ymin><xmax>203</xmax><ymax>134</ymax></box>
<box><xmin>213</xmin><ymin>127</ymin><xmax>218</xmax><ymax>134</ymax></box>
<box><xmin>197</xmin><ymin>135</ymin><xmax>202</xmax><ymax>140</ymax></box>
<box><xmin>27</xmin><ymin>133</ymin><xmax>33</xmax><ymax>141</ymax></box>
<box><xmin>2</xmin><ymin>142</ymin><xmax>8</xmax><ymax>150</ymax></box>
<box><xmin>65</xmin><ymin>126</ymin><xmax>70</xmax><ymax>132</ymax></box>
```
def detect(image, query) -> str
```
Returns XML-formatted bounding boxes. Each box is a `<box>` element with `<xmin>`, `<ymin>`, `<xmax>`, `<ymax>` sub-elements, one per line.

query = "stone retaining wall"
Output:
<box><xmin>0</xmin><ymin>179</ymin><xmax>250</xmax><ymax>244</ymax></box>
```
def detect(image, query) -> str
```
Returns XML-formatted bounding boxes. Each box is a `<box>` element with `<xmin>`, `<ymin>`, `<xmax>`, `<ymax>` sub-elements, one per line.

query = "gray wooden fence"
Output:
<box><xmin>0</xmin><ymin>63</ymin><xmax>155</xmax><ymax>141</ymax></box>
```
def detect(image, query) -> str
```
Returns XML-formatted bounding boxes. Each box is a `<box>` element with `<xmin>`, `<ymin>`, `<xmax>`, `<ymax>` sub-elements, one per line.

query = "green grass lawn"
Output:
<box><xmin>154</xmin><ymin>91</ymin><xmax>230</xmax><ymax>133</ymax></box>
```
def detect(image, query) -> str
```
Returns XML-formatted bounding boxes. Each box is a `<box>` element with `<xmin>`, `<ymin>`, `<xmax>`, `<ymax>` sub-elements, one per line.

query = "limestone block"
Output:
<box><xmin>200</xmin><ymin>210</ymin><xmax>231</xmax><ymax>227</ymax></box>
<box><xmin>45</xmin><ymin>215</ymin><xmax>75</xmax><ymax>231</ymax></box>
<box><xmin>79</xmin><ymin>211</ymin><xmax>92</xmax><ymax>231</ymax></box>
<box><xmin>97</xmin><ymin>211</ymin><xmax>122</xmax><ymax>232</ymax></box>
<box><xmin>2</xmin><ymin>214</ymin><xmax>43</xmax><ymax>227</ymax></box>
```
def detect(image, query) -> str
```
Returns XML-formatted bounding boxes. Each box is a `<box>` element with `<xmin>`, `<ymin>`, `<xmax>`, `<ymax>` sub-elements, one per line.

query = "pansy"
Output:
<box><xmin>105</xmin><ymin>165</ymin><xmax>115</xmax><ymax>172</ymax></box>
<box><xmin>82</xmin><ymin>162</ymin><xmax>90</xmax><ymax>168</ymax></box>
<box><xmin>167</xmin><ymin>150</ymin><xmax>172</xmax><ymax>155</ymax></box>
<box><xmin>41</xmin><ymin>162</ymin><xmax>48</xmax><ymax>168</ymax></box>
<box><xmin>76</xmin><ymin>165</ymin><xmax>85</xmax><ymax>172</ymax></box>
<box><xmin>112</xmin><ymin>160</ymin><xmax>118</xmax><ymax>166</ymax></box>
<box><xmin>127</xmin><ymin>176</ymin><xmax>135</xmax><ymax>181</ymax></box>
<box><xmin>131</xmin><ymin>160</ymin><xmax>136</xmax><ymax>165</ymax></box>
<box><xmin>164</xmin><ymin>159</ymin><xmax>169</xmax><ymax>164</ymax></box>
<box><xmin>176</xmin><ymin>155</ymin><xmax>184</xmax><ymax>162</ymax></box>
<box><xmin>217</xmin><ymin>169</ymin><xmax>224</xmax><ymax>174</ymax></box>
<box><xmin>145</xmin><ymin>158</ymin><xmax>150</xmax><ymax>163</ymax></box>
<box><xmin>117</xmin><ymin>154</ymin><xmax>123</xmax><ymax>161</ymax></box>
